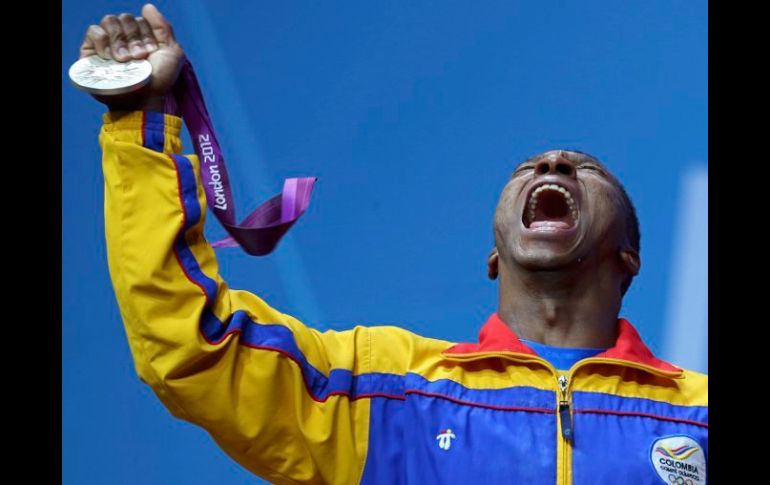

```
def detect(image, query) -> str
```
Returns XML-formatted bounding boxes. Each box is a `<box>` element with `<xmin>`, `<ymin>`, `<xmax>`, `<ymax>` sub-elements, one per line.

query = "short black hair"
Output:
<box><xmin>613</xmin><ymin>178</ymin><xmax>640</xmax><ymax>296</ymax></box>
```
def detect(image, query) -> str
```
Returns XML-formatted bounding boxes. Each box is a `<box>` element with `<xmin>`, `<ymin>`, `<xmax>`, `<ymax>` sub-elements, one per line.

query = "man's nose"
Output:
<box><xmin>533</xmin><ymin>155</ymin><xmax>576</xmax><ymax>179</ymax></box>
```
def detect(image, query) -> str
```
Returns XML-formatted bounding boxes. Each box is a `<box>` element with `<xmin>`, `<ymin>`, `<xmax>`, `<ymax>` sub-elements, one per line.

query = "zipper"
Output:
<box><xmin>556</xmin><ymin>373</ymin><xmax>572</xmax><ymax>485</ymax></box>
<box><xmin>557</xmin><ymin>375</ymin><xmax>573</xmax><ymax>442</ymax></box>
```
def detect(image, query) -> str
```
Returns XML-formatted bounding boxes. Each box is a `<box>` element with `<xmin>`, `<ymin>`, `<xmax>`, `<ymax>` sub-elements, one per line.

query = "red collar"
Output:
<box><xmin>443</xmin><ymin>313</ymin><xmax>682</xmax><ymax>376</ymax></box>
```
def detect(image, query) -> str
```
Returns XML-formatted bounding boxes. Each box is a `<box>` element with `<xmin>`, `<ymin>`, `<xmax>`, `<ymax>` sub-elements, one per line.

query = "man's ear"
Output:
<box><xmin>488</xmin><ymin>248</ymin><xmax>499</xmax><ymax>280</ymax></box>
<box><xmin>619</xmin><ymin>247</ymin><xmax>640</xmax><ymax>278</ymax></box>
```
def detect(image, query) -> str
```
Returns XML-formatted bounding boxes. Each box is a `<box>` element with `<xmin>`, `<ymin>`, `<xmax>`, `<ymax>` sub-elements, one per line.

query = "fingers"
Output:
<box><xmin>80</xmin><ymin>4</ymin><xmax>173</xmax><ymax>63</ymax></box>
<box><xmin>117</xmin><ymin>13</ymin><xmax>148</xmax><ymax>58</ymax></box>
<box><xmin>100</xmin><ymin>14</ymin><xmax>131</xmax><ymax>61</ymax></box>
<box><xmin>80</xmin><ymin>24</ymin><xmax>109</xmax><ymax>59</ymax></box>
<box><xmin>135</xmin><ymin>17</ymin><xmax>158</xmax><ymax>53</ymax></box>
<box><xmin>141</xmin><ymin>4</ymin><xmax>176</xmax><ymax>45</ymax></box>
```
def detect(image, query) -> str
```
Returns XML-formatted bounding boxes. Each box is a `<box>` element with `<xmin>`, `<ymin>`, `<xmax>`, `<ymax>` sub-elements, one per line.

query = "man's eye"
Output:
<box><xmin>513</xmin><ymin>166</ymin><xmax>534</xmax><ymax>176</ymax></box>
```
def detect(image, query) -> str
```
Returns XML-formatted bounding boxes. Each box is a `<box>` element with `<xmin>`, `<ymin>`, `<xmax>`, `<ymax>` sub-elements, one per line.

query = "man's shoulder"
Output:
<box><xmin>677</xmin><ymin>367</ymin><xmax>708</xmax><ymax>404</ymax></box>
<box><xmin>363</xmin><ymin>324</ymin><xmax>459</xmax><ymax>374</ymax></box>
<box><xmin>679</xmin><ymin>367</ymin><xmax>708</xmax><ymax>382</ymax></box>
<box><xmin>365</xmin><ymin>324</ymin><xmax>456</xmax><ymax>352</ymax></box>
<box><xmin>633</xmin><ymin>365</ymin><xmax>708</xmax><ymax>409</ymax></box>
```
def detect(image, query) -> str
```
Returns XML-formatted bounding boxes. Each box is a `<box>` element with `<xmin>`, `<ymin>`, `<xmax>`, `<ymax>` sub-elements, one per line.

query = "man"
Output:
<box><xmin>83</xmin><ymin>4</ymin><xmax>708</xmax><ymax>484</ymax></box>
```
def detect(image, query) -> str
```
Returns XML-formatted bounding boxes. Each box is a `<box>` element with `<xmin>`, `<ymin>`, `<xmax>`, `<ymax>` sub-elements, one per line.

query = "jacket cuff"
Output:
<box><xmin>101</xmin><ymin>111</ymin><xmax>184</xmax><ymax>154</ymax></box>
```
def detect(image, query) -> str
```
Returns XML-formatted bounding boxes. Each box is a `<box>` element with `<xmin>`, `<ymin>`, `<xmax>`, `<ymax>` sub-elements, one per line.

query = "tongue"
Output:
<box><xmin>530</xmin><ymin>221</ymin><xmax>572</xmax><ymax>230</ymax></box>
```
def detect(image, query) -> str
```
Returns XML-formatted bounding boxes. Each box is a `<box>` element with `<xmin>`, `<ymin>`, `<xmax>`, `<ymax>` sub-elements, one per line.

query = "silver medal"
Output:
<box><xmin>69</xmin><ymin>55</ymin><xmax>152</xmax><ymax>96</ymax></box>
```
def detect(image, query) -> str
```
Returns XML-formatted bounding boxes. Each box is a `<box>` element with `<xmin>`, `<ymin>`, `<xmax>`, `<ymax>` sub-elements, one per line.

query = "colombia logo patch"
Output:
<box><xmin>650</xmin><ymin>435</ymin><xmax>706</xmax><ymax>484</ymax></box>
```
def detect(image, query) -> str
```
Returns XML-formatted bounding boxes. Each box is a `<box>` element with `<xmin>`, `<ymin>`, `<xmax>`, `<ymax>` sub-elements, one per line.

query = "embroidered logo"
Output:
<box><xmin>650</xmin><ymin>435</ymin><xmax>706</xmax><ymax>484</ymax></box>
<box><xmin>436</xmin><ymin>428</ymin><xmax>456</xmax><ymax>450</ymax></box>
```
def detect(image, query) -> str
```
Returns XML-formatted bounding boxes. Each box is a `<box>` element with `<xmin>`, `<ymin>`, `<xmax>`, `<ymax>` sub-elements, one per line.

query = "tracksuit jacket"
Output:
<box><xmin>100</xmin><ymin>111</ymin><xmax>708</xmax><ymax>484</ymax></box>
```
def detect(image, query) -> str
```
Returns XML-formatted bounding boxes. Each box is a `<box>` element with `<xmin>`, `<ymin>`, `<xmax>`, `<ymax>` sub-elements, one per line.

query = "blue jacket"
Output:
<box><xmin>101</xmin><ymin>111</ymin><xmax>708</xmax><ymax>484</ymax></box>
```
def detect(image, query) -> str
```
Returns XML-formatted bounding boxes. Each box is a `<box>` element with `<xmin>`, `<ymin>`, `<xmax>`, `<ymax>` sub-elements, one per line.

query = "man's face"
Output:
<box><xmin>493</xmin><ymin>150</ymin><xmax>632</xmax><ymax>271</ymax></box>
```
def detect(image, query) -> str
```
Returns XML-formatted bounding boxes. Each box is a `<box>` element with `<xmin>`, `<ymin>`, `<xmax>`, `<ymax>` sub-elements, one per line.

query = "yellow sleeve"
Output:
<box><xmin>100</xmin><ymin>111</ymin><xmax>371</xmax><ymax>484</ymax></box>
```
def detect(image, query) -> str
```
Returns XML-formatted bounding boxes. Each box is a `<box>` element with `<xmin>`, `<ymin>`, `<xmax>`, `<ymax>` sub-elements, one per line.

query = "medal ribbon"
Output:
<box><xmin>169</xmin><ymin>58</ymin><xmax>315</xmax><ymax>256</ymax></box>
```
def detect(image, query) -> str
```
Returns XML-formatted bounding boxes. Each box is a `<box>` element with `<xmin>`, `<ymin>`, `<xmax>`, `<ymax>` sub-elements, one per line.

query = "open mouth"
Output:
<box><xmin>523</xmin><ymin>183</ymin><xmax>579</xmax><ymax>231</ymax></box>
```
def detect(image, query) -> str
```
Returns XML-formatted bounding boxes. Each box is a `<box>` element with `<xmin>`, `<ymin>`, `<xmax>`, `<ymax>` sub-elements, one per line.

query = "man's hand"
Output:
<box><xmin>79</xmin><ymin>4</ymin><xmax>184</xmax><ymax>111</ymax></box>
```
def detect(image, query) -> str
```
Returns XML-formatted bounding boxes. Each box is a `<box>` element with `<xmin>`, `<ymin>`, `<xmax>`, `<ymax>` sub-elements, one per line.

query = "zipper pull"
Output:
<box><xmin>558</xmin><ymin>375</ymin><xmax>573</xmax><ymax>442</ymax></box>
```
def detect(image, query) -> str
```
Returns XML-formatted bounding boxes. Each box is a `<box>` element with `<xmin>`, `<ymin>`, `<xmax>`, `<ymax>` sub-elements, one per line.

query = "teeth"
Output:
<box><xmin>526</xmin><ymin>184</ymin><xmax>579</xmax><ymax>225</ymax></box>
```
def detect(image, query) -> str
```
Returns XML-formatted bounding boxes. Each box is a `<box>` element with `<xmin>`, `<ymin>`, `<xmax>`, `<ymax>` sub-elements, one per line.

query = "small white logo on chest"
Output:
<box><xmin>436</xmin><ymin>428</ymin><xmax>456</xmax><ymax>450</ymax></box>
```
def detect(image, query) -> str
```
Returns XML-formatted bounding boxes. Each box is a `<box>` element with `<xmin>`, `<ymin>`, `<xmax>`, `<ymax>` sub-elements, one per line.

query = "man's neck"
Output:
<box><xmin>496</xmin><ymin>263</ymin><xmax>621</xmax><ymax>349</ymax></box>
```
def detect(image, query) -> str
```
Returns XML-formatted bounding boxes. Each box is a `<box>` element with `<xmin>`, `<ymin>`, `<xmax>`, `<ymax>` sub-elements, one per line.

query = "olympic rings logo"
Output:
<box><xmin>668</xmin><ymin>474</ymin><xmax>694</xmax><ymax>485</ymax></box>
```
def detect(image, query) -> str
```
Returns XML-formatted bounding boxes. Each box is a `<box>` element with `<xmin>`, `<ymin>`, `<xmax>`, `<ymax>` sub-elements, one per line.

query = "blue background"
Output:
<box><xmin>62</xmin><ymin>1</ymin><xmax>707</xmax><ymax>483</ymax></box>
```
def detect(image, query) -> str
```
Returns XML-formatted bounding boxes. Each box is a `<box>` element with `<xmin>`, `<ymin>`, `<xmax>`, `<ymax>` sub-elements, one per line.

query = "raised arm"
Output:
<box><xmin>88</xmin><ymin>5</ymin><xmax>371</xmax><ymax>483</ymax></box>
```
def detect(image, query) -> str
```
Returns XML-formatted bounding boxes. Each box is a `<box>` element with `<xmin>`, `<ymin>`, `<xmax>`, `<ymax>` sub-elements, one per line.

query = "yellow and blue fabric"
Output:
<box><xmin>100</xmin><ymin>111</ymin><xmax>708</xmax><ymax>484</ymax></box>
